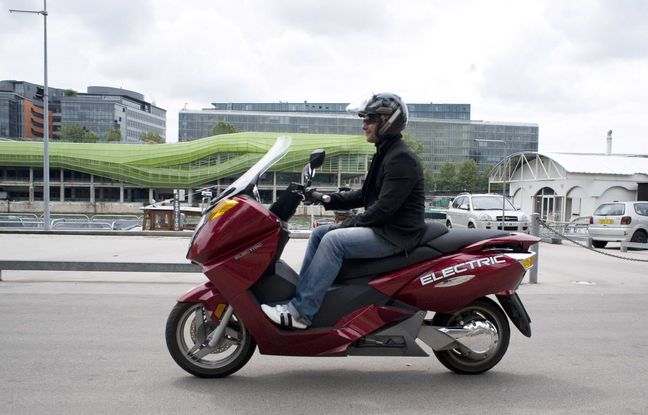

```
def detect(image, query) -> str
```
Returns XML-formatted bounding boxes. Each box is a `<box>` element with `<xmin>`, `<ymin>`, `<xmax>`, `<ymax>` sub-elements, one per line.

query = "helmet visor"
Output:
<box><xmin>345</xmin><ymin>93</ymin><xmax>375</xmax><ymax>117</ymax></box>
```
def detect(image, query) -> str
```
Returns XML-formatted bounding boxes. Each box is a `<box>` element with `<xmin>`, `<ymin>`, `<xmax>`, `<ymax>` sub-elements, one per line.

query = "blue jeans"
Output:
<box><xmin>287</xmin><ymin>225</ymin><xmax>401</xmax><ymax>325</ymax></box>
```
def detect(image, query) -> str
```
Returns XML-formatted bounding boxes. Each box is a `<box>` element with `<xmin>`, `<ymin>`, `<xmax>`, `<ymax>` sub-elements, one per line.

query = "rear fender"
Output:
<box><xmin>465</xmin><ymin>233</ymin><xmax>541</xmax><ymax>253</ymax></box>
<box><xmin>496</xmin><ymin>293</ymin><xmax>532</xmax><ymax>337</ymax></box>
<box><xmin>177</xmin><ymin>281</ymin><xmax>227</xmax><ymax>318</ymax></box>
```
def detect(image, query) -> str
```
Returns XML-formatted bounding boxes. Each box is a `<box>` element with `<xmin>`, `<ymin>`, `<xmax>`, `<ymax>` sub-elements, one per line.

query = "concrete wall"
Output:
<box><xmin>510</xmin><ymin>173</ymin><xmax>642</xmax><ymax>221</ymax></box>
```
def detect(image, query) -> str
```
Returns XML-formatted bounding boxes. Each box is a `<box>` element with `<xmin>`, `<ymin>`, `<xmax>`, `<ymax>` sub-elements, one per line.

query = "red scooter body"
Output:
<box><xmin>180</xmin><ymin>194</ymin><xmax>537</xmax><ymax>356</ymax></box>
<box><xmin>166</xmin><ymin>137</ymin><xmax>539</xmax><ymax>377</ymax></box>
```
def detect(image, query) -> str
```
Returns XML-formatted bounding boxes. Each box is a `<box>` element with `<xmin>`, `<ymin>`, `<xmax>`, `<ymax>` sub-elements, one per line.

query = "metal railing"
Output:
<box><xmin>536</xmin><ymin>219</ymin><xmax>592</xmax><ymax>246</ymax></box>
<box><xmin>0</xmin><ymin>213</ymin><xmax>143</xmax><ymax>231</ymax></box>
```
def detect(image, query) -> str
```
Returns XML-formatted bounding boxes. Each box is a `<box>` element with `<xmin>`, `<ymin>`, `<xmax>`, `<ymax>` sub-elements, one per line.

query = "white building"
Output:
<box><xmin>488</xmin><ymin>152</ymin><xmax>648</xmax><ymax>222</ymax></box>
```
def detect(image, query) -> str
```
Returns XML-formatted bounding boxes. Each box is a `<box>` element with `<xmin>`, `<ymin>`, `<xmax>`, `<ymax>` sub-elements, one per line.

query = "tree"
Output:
<box><xmin>58</xmin><ymin>124</ymin><xmax>98</xmax><ymax>143</ymax></box>
<box><xmin>435</xmin><ymin>162</ymin><xmax>457</xmax><ymax>192</ymax></box>
<box><xmin>478</xmin><ymin>165</ymin><xmax>493</xmax><ymax>193</ymax></box>
<box><xmin>64</xmin><ymin>89</ymin><xmax>77</xmax><ymax>97</ymax></box>
<box><xmin>104</xmin><ymin>128</ymin><xmax>122</xmax><ymax>143</ymax></box>
<box><xmin>140</xmin><ymin>132</ymin><xmax>164</xmax><ymax>144</ymax></box>
<box><xmin>403</xmin><ymin>133</ymin><xmax>436</xmax><ymax>192</ymax></box>
<box><xmin>456</xmin><ymin>159</ymin><xmax>480</xmax><ymax>192</ymax></box>
<box><xmin>211</xmin><ymin>121</ymin><xmax>240</xmax><ymax>136</ymax></box>
<box><xmin>402</xmin><ymin>133</ymin><xmax>424</xmax><ymax>155</ymax></box>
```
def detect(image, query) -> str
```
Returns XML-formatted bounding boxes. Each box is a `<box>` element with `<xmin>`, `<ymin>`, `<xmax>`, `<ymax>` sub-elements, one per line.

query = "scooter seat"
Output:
<box><xmin>336</xmin><ymin>223</ymin><xmax>509</xmax><ymax>281</ymax></box>
<box><xmin>336</xmin><ymin>222</ymin><xmax>448</xmax><ymax>281</ymax></box>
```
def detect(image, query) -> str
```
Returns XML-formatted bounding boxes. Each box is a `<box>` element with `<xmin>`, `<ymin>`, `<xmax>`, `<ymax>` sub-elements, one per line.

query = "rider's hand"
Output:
<box><xmin>305</xmin><ymin>188</ymin><xmax>328</xmax><ymax>205</ymax></box>
<box><xmin>303</xmin><ymin>188</ymin><xmax>316</xmax><ymax>205</ymax></box>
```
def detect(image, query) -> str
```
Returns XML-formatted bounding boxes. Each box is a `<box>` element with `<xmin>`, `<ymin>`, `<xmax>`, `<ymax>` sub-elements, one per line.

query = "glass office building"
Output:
<box><xmin>210</xmin><ymin>102</ymin><xmax>471</xmax><ymax>120</ymax></box>
<box><xmin>1</xmin><ymin>81</ymin><xmax>166</xmax><ymax>143</ymax></box>
<box><xmin>61</xmin><ymin>87</ymin><xmax>166</xmax><ymax>143</ymax></box>
<box><xmin>0</xmin><ymin>91</ymin><xmax>23</xmax><ymax>139</ymax></box>
<box><xmin>179</xmin><ymin>102</ymin><xmax>538</xmax><ymax>174</ymax></box>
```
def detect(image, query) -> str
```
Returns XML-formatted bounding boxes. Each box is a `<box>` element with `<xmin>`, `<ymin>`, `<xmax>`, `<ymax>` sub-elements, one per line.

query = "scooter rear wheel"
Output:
<box><xmin>165</xmin><ymin>302</ymin><xmax>256</xmax><ymax>378</ymax></box>
<box><xmin>431</xmin><ymin>297</ymin><xmax>510</xmax><ymax>374</ymax></box>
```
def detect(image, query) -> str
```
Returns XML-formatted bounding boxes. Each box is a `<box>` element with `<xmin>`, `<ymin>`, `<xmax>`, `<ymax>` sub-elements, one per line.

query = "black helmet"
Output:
<box><xmin>346</xmin><ymin>92</ymin><xmax>408</xmax><ymax>137</ymax></box>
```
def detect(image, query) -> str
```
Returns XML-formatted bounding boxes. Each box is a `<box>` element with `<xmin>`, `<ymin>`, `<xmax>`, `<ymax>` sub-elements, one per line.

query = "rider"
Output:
<box><xmin>262</xmin><ymin>92</ymin><xmax>426</xmax><ymax>329</ymax></box>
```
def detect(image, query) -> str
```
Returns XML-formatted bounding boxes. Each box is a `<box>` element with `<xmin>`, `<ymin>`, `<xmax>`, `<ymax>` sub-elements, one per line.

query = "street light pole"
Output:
<box><xmin>9</xmin><ymin>0</ymin><xmax>50</xmax><ymax>230</ymax></box>
<box><xmin>475</xmin><ymin>138</ymin><xmax>509</xmax><ymax>231</ymax></box>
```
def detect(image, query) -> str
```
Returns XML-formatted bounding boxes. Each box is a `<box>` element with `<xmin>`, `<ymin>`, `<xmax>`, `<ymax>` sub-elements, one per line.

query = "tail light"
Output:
<box><xmin>589</xmin><ymin>217</ymin><xmax>593</xmax><ymax>224</ymax></box>
<box><xmin>621</xmin><ymin>216</ymin><xmax>632</xmax><ymax>225</ymax></box>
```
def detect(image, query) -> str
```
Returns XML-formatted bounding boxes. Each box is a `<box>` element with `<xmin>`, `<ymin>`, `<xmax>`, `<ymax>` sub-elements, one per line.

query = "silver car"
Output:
<box><xmin>588</xmin><ymin>201</ymin><xmax>648</xmax><ymax>248</ymax></box>
<box><xmin>446</xmin><ymin>193</ymin><xmax>529</xmax><ymax>232</ymax></box>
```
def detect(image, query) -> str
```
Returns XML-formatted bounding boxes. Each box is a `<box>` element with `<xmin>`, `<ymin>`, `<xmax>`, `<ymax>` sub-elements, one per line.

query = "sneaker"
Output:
<box><xmin>261</xmin><ymin>304</ymin><xmax>308</xmax><ymax>330</ymax></box>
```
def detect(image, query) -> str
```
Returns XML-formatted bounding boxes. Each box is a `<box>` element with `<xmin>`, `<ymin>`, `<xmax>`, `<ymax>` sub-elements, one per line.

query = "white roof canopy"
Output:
<box><xmin>489</xmin><ymin>152</ymin><xmax>648</xmax><ymax>183</ymax></box>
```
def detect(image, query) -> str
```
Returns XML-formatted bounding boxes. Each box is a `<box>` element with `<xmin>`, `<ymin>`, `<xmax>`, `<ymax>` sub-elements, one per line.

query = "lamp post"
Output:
<box><xmin>9</xmin><ymin>0</ymin><xmax>50</xmax><ymax>230</ymax></box>
<box><xmin>475</xmin><ymin>138</ymin><xmax>509</xmax><ymax>231</ymax></box>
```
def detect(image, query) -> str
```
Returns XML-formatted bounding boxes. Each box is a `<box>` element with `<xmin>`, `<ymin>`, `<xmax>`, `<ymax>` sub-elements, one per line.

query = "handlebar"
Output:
<box><xmin>308</xmin><ymin>190</ymin><xmax>331</xmax><ymax>204</ymax></box>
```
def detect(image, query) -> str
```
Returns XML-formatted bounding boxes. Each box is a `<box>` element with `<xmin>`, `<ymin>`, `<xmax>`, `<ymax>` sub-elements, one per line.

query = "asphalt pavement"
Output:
<box><xmin>1</xmin><ymin>233</ymin><xmax>647</xmax><ymax>415</ymax></box>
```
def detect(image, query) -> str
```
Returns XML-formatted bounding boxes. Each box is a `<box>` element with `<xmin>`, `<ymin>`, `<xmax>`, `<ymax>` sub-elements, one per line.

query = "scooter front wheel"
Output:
<box><xmin>165</xmin><ymin>302</ymin><xmax>256</xmax><ymax>378</ymax></box>
<box><xmin>431</xmin><ymin>297</ymin><xmax>510</xmax><ymax>374</ymax></box>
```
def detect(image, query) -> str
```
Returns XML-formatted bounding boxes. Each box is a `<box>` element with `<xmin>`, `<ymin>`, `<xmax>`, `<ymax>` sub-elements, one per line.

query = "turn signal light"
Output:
<box><xmin>213</xmin><ymin>303</ymin><xmax>228</xmax><ymax>319</ymax></box>
<box><xmin>505</xmin><ymin>252</ymin><xmax>537</xmax><ymax>271</ymax></box>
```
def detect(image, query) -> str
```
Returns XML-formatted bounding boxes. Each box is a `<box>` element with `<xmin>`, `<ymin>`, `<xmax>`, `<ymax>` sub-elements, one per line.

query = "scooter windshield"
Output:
<box><xmin>208</xmin><ymin>136</ymin><xmax>292</xmax><ymax>207</ymax></box>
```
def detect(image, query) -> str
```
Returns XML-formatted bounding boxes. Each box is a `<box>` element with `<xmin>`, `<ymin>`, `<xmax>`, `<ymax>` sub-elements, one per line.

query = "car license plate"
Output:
<box><xmin>598</xmin><ymin>219</ymin><xmax>613</xmax><ymax>224</ymax></box>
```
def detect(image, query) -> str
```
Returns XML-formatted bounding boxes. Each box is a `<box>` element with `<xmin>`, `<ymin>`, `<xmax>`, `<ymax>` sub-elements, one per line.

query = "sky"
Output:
<box><xmin>1</xmin><ymin>0</ymin><xmax>647</xmax><ymax>154</ymax></box>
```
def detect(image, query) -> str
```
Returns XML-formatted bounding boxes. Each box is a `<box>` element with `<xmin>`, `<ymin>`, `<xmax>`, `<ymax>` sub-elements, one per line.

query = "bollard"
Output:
<box><xmin>529</xmin><ymin>213</ymin><xmax>540</xmax><ymax>284</ymax></box>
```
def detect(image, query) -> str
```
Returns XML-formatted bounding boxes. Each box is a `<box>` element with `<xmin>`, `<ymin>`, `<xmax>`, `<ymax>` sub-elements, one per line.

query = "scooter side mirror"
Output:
<box><xmin>302</xmin><ymin>150</ymin><xmax>326</xmax><ymax>186</ymax></box>
<box><xmin>309</xmin><ymin>149</ymin><xmax>326</xmax><ymax>169</ymax></box>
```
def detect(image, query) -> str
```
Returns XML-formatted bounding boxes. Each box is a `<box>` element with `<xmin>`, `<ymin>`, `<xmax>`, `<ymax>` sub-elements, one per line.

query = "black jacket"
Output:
<box><xmin>324</xmin><ymin>136</ymin><xmax>426</xmax><ymax>251</ymax></box>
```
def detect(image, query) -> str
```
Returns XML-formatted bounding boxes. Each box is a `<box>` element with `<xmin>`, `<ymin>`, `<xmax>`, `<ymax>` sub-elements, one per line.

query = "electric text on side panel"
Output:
<box><xmin>234</xmin><ymin>242</ymin><xmax>263</xmax><ymax>260</ymax></box>
<box><xmin>420</xmin><ymin>255</ymin><xmax>507</xmax><ymax>286</ymax></box>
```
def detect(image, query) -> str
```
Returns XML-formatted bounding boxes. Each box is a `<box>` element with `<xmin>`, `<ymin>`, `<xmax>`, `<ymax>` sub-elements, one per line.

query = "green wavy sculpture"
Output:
<box><xmin>0</xmin><ymin>132</ymin><xmax>373</xmax><ymax>188</ymax></box>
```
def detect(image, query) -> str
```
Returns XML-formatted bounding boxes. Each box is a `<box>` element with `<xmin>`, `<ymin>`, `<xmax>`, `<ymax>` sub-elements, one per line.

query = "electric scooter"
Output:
<box><xmin>165</xmin><ymin>136</ymin><xmax>539</xmax><ymax>378</ymax></box>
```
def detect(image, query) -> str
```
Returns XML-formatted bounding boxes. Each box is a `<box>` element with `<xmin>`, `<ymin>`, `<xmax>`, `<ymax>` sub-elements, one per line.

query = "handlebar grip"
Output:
<box><xmin>309</xmin><ymin>191</ymin><xmax>331</xmax><ymax>203</ymax></box>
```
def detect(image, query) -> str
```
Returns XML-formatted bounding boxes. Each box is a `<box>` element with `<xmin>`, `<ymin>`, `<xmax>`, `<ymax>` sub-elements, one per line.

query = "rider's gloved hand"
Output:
<box><xmin>303</xmin><ymin>187</ymin><xmax>317</xmax><ymax>205</ymax></box>
<box><xmin>304</xmin><ymin>188</ymin><xmax>329</xmax><ymax>205</ymax></box>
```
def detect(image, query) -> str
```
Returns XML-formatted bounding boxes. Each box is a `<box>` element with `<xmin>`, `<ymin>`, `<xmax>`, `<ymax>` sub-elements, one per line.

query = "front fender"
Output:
<box><xmin>177</xmin><ymin>281</ymin><xmax>226</xmax><ymax>316</ymax></box>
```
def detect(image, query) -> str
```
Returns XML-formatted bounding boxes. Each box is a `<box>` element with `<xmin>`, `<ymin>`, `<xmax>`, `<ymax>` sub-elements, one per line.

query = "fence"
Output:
<box><xmin>0</xmin><ymin>213</ymin><xmax>142</xmax><ymax>231</ymax></box>
<box><xmin>2</xmin><ymin>215</ymin><xmax>645</xmax><ymax>283</ymax></box>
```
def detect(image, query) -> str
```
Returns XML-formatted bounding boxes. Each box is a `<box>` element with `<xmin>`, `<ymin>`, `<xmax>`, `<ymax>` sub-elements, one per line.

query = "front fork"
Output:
<box><xmin>178</xmin><ymin>282</ymin><xmax>234</xmax><ymax>349</ymax></box>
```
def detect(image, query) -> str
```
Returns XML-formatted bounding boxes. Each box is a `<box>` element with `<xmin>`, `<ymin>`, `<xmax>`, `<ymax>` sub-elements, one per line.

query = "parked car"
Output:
<box><xmin>446</xmin><ymin>193</ymin><xmax>529</xmax><ymax>232</ymax></box>
<box><xmin>588</xmin><ymin>201</ymin><xmax>648</xmax><ymax>248</ymax></box>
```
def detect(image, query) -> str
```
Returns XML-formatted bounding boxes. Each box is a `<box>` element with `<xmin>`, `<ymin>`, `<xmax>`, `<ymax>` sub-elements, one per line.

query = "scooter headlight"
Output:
<box><xmin>187</xmin><ymin>198</ymin><xmax>240</xmax><ymax>259</ymax></box>
<box><xmin>192</xmin><ymin>198</ymin><xmax>239</xmax><ymax>236</ymax></box>
<box><xmin>209</xmin><ymin>199</ymin><xmax>239</xmax><ymax>220</ymax></box>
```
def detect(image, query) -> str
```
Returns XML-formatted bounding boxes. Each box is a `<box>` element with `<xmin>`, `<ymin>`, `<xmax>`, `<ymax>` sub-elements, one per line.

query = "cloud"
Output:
<box><xmin>1</xmin><ymin>0</ymin><xmax>646</xmax><ymax>154</ymax></box>
<box><xmin>53</xmin><ymin>0</ymin><xmax>154</xmax><ymax>47</ymax></box>
<box><xmin>262</xmin><ymin>0</ymin><xmax>391</xmax><ymax>37</ymax></box>
<box><xmin>548</xmin><ymin>0</ymin><xmax>648</xmax><ymax>62</ymax></box>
